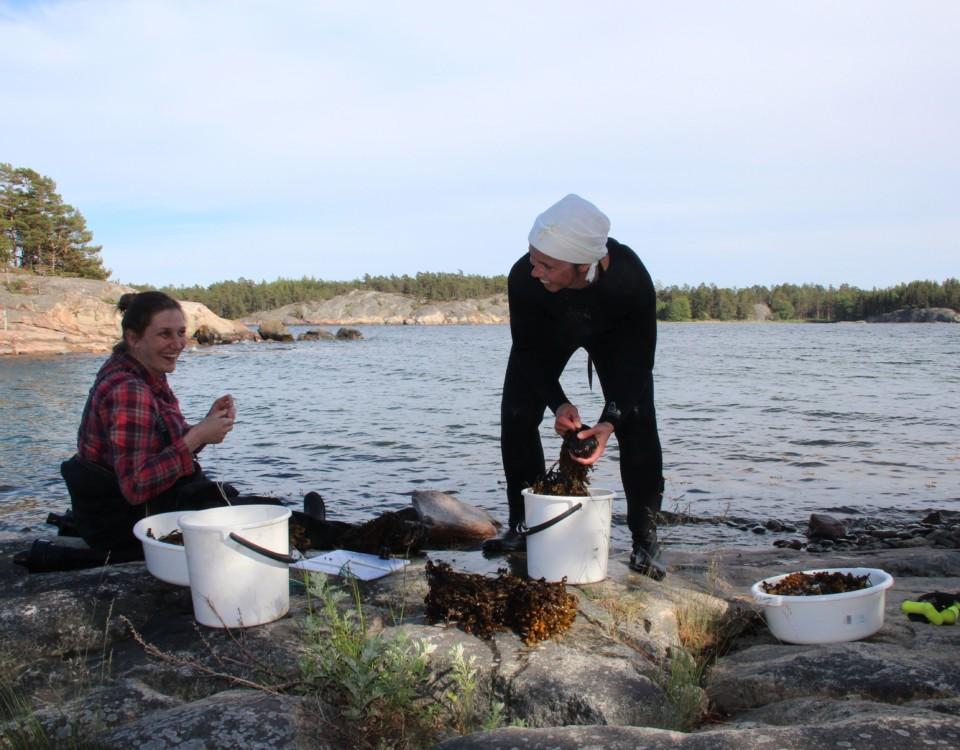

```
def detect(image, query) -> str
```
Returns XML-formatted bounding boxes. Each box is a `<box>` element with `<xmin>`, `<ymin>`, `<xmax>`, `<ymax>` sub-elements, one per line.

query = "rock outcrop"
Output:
<box><xmin>257</xmin><ymin>319</ymin><xmax>294</xmax><ymax>342</ymax></box>
<box><xmin>4</xmin><ymin>525</ymin><xmax>960</xmax><ymax>748</ymax></box>
<box><xmin>868</xmin><ymin>307</ymin><xmax>960</xmax><ymax>323</ymax></box>
<box><xmin>0</xmin><ymin>273</ymin><xmax>256</xmax><ymax>356</ymax></box>
<box><xmin>250</xmin><ymin>289</ymin><xmax>509</xmax><ymax>326</ymax></box>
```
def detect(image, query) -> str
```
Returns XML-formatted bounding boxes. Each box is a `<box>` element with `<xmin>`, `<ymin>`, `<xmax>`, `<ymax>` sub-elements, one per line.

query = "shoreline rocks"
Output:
<box><xmin>4</xmin><ymin>507</ymin><xmax>960</xmax><ymax>748</ymax></box>
<box><xmin>246</xmin><ymin>289</ymin><xmax>510</xmax><ymax>327</ymax></box>
<box><xmin>868</xmin><ymin>307</ymin><xmax>960</xmax><ymax>323</ymax></box>
<box><xmin>0</xmin><ymin>273</ymin><xmax>257</xmax><ymax>356</ymax></box>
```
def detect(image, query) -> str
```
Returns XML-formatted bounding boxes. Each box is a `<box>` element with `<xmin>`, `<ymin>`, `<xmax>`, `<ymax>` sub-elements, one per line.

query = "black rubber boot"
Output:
<box><xmin>303</xmin><ymin>491</ymin><xmax>326</xmax><ymax>522</ymax></box>
<box><xmin>629</xmin><ymin>533</ymin><xmax>666</xmax><ymax>580</ymax></box>
<box><xmin>481</xmin><ymin>527</ymin><xmax>526</xmax><ymax>557</ymax></box>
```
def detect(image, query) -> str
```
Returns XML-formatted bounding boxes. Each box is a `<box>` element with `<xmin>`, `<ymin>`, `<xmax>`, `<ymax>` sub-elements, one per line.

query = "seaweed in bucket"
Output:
<box><xmin>146</xmin><ymin>527</ymin><xmax>184</xmax><ymax>546</ymax></box>
<box><xmin>762</xmin><ymin>570</ymin><xmax>871</xmax><ymax>596</ymax></box>
<box><xmin>529</xmin><ymin>426</ymin><xmax>598</xmax><ymax>497</ymax></box>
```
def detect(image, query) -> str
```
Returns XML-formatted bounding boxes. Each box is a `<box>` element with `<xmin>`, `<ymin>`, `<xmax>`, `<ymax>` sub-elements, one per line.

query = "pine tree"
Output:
<box><xmin>0</xmin><ymin>163</ymin><xmax>108</xmax><ymax>279</ymax></box>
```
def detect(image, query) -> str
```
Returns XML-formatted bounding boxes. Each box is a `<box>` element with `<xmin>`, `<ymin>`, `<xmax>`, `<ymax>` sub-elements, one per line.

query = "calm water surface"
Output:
<box><xmin>1</xmin><ymin>323</ymin><xmax>957</xmax><ymax>551</ymax></box>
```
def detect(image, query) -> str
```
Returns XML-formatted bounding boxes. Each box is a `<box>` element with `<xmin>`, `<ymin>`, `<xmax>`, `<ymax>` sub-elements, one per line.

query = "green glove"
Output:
<box><xmin>902</xmin><ymin>594</ymin><xmax>960</xmax><ymax>625</ymax></box>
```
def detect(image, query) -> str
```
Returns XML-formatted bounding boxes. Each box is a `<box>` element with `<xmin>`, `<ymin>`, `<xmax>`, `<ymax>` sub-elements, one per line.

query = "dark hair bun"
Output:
<box><xmin>117</xmin><ymin>293</ymin><xmax>138</xmax><ymax>313</ymax></box>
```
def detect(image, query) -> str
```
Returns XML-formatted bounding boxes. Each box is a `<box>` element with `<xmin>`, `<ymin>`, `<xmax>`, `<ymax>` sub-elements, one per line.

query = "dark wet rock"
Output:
<box><xmin>923</xmin><ymin>510</ymin><xmax>960</xmax><ymax>525</ymax></box>
<box><xmin>297</xmin><ymin>328</ymin><xmax>335</xmax><ymax>341</ymax></box>
<box><xmin>750</xmin><ymin>526</ymin><xmax>766</xmax><ymax>535</ymax></box>
<box><xmin>192</xmin><ymin>324</ymin><xmax>249</xmax><ymax>346</ymax></box>
<box><xmin>808</xmin><ymin>514</ymin><xmax>845</xmax><ymax>540</ymax></box>
<box><xmin>764</xmin><ymin>520</ymin><xmax>784</xmax><ymax>532</ymax></box>
<box><xmin>772</xmin><ymin>539</ymin><xmax>803</xmax><ymax>550</ymax></box>
<box><xmin>257</xmin><ymin>319</ymin><xmax>294</xmax><ymax>342</ymax></box>
<box><xmin>335</xmin><ymin>327</ymin><xmax>363</xmax><ymax>340</ymax></box>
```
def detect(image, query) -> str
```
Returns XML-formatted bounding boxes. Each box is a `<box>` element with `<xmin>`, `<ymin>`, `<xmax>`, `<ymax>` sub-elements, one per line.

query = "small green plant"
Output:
<box><xmin>441</xmin><ymin>642</ymin><xmax>521</xmax><ymax>732</ymax></box>
<box><xmin>299</xmin><ymin>572</ymin><xmax>440</xmax><ymax>748</ymax></box>
<box><xmin>659</xmin><ymin>645</ymin><xmax>707</xmax><ymax>732</ymax></box>
<box><xmin>299</xmin><ymin>572</ymin><xmax>514</xmax><ymax>748</ymax></box>
<box><xmin>444</xmin><ymin>643</ymin><xmax>478</xmax><ymax>733</ymax></box>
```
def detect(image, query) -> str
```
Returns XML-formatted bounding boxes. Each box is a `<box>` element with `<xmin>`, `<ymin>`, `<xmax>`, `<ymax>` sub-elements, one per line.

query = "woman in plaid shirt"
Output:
<box><xmin>62</xmin><ymin>291</ymin><xmax>248</xmax><ymax>558</ymax></box>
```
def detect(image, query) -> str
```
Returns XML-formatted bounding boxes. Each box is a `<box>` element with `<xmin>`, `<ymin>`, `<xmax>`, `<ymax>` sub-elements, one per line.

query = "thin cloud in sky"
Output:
<box><xmin>2</xmin><ymin>0</ymin><xmax>957</xmax><ymax>288</ymax></box>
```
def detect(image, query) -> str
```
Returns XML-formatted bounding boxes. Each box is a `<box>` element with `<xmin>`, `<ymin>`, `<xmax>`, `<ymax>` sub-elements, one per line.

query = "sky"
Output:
<box><xmin>1</xmin><ymin>1</ymin><xmax>958</xmax><ymax>289</ymax></box>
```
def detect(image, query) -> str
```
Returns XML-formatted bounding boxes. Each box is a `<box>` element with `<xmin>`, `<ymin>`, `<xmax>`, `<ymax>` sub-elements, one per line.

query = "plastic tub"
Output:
<box><xmin>179</xmin><ymin>504</ymin><xmax>291</xmax><ymax>629</ymax></box>
<box><xmin>751</xmin><ymin>567</ymin><xmax>894</xmax><ymax>644</ymax></box>
<box><xmin>133</xmin><ymin>511</ymin><xmax>189</xmax><ymax>586</ymax></box>
<box><xmin>522</xmin><ymin>488</ymin><xmax>615</xmax><ymax>584</ymax></box>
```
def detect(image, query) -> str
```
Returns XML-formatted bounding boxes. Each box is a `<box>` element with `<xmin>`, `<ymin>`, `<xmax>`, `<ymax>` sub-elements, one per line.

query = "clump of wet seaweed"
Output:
<box><xmin>762</xmin><ymin>570</ymin><xmax>871</xmax><ymax>596</ymax></box>
<box><xmin>424</xmin><ymin>561</ymin><xmax>577</xmax><ymax>645</ymax></box>
<box><xmin>529</xmin><ymin>426</ymin><xmax>598</xmax><ymax>497</ymax></box>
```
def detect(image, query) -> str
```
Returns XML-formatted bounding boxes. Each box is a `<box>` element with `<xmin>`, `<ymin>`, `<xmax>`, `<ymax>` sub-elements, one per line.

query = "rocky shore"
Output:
<box><xmin>3</xmin><ymin>507</ymin><xmax>960</xmax><ymax>749</ymax></box>
<box><xmin>0</xmin><ymin>273</ymin><xmax>255</xmax><ymax>356</ymax></box>
<box><xmin>5</xmin><ymin>273</ymin><xmax>955</xmax><ymax>357</ymax></box>
<box><xmin>246</xmin><ymin>288</ymin><xmax>509</xmax><ymax>327</ymax></box>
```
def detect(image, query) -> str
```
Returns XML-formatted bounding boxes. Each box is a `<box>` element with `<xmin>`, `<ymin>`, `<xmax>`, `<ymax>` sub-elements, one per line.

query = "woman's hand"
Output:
<box><xmin>554</xmin><ymin>403</ymin><xmax>581</xmax><ymax>435</ymax></box>
<box><xmin>208</xmin><ymin>394</ymin><xmax>236</xmax><ymax>421</ymax></box>
<box><xmin>184</xmin><ymin>395</ymin><xmax>235</xmax><ymax>451</ymax></box>
<box><xmin>568</xmin><ymin>421</ymin><xmax>615</xmax><ymax>465</ymax></box>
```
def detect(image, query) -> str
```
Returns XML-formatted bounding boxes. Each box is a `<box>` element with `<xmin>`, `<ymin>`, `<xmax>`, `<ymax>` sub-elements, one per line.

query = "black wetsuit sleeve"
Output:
<box><xmin>506</xmin><ymin>257</ymin><xmax>570</xmax><ymax>413</ymax></box>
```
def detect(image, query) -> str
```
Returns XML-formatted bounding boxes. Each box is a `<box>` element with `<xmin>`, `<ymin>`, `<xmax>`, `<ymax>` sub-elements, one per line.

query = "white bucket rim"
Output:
<box><xmin>752</xmin><ymin>567</ymin><xmax>894</xmax><ymax>606</ymax></box>
<box><xmin>521</xmin><ymin>487</ymin><xmax>616</xmax><ymax>501</ymax></box>
<box><xmin>179</xmin><ymin>504</ymin><xmax>291</xmax><ymax>533</ymax></box>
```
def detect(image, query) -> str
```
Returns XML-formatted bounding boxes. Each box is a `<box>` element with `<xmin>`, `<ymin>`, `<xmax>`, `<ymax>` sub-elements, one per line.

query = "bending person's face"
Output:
<box><xmin>528</xmin><ymin>246</ymin><xmax>586</xmax><ymax>292</ymax></box>
<box><xmin>127</xmin><ymin>309</ymin><xmax>188</xmax><ymax>377</ymax></box>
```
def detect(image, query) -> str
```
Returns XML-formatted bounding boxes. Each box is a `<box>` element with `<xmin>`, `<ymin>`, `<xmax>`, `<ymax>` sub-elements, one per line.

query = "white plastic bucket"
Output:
<box><xmin>522</xmin><ymin>488</ymin><xmax>615</xmax><ymax>584</ymax></box>
<box><xmin>132</xmin><ymin>511</ymin><xmax>190</xmax><ymax>587</ymax></box>
<box><xmin>751</xmin><ymin>567</ymin><xmax>894</xmax><ymax>644</ymax></box>
<box><xmin>179</xmin><ymin>504</ymin><xmax>292</xmax><ymax>628</ymax></box>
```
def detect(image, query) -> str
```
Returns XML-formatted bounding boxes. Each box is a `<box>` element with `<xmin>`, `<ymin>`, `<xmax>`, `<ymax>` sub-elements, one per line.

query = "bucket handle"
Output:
<box><xmin>518</xmin><ymin>501</ymin><xmax>583</xmax><ymax>537</ymax></box>
<box><xmin>229</xmin><ymin>532</ymin><xmax>296</xmax><ymax>565</ymax></box>
<box><xmin>753</xmin><ymin>592</ymin><xmax>784</xmax><ymax>607</ymax></box>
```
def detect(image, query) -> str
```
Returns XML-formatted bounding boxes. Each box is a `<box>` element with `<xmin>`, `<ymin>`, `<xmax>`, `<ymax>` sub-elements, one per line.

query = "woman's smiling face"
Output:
<box><xmin>126</xmin><ymin>308</ymin><xmax>188</xmax><ymax>377</ymax></box>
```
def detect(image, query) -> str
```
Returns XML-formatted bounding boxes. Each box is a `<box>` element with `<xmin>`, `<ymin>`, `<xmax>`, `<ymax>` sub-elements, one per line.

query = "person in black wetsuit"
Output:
<box><xmin>485</xmin><ymin>193</ymin><xmax>666</xmax><ymax>579</ymax></box>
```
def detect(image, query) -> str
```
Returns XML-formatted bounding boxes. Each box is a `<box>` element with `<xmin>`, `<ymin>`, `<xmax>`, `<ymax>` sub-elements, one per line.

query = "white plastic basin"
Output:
<box><xmin>133</xmin><ymin>511</ymin><xmax>189</xmax><ymax>586</ymax></box>
<box><xmin>751</xmin><ymin>567</ymin><xmax>894</xmax><ymax>644</ymax></box>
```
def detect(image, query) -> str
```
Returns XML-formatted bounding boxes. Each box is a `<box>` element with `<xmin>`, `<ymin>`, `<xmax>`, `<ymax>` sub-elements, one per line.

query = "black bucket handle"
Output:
<box><xmin>518</xmin><ymin>501</ymin><xmax>583</xmax><ymax>537</ymax></box>
<box><xmin>229</xmin><ymin>532</ymin><xmax>297</xmax><ymax>565</ymax></box>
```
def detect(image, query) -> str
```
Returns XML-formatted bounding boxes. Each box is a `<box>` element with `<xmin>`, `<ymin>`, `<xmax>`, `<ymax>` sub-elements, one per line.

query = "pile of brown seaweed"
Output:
<box><xmin>424</xmin><ymin>560</ymin><xmax>577</xmax><ymax>645</ymax></box>
<box><xmin>529</xmin><ymin>426</ymin><xmax>597</xmax><ymax>497</ymax></box>
<box><xmin>761</xmin><ymin>570</ymin><xmax>871</xmax><ymax>596</ymax></box>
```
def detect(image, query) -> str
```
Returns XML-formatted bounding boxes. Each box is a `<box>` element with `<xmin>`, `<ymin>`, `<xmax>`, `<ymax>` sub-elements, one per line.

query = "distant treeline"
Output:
<box><xmin>656</xmin><ymin>279</ymin><xmax>960</xmax><ymax>322</ymax></box>
<box><xmin>160</xmin><ymin>274</ymin><xmax>960</xmax><ymax>322</ymax></box>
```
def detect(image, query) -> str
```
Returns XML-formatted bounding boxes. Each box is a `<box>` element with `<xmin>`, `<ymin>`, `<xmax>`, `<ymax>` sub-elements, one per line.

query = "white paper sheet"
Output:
<box><xmin>290</xmin><ymin>549</ymin><xmax>410</xmax><ymax>580</ymax></box>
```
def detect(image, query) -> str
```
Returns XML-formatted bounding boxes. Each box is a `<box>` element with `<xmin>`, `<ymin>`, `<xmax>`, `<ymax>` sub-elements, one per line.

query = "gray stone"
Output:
<box><xmin>297</xmin><ymin>328</ymin><xmax>335</xmax><ymax>341</ymax></box>
<box><xmin>100</xmin><ymin>689</ymin><xmax>307</xmax><ymax>749</ymax></box>
<box><xmin>334</xmin><ymin>327</ymin><xmax>363</xmax><ymax>340</ymax></box>
<box><xmin>257</xmin><ymin>319</ymin><xmax>294</xmax><ymax>341</ymax></box>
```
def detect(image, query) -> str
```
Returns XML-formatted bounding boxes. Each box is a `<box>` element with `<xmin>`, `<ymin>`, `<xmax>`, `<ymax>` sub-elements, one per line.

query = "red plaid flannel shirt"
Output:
<box><xmin>77</xmin><ymin>351</ymin><xmax>196</xmax><ymax>505</ymax></box>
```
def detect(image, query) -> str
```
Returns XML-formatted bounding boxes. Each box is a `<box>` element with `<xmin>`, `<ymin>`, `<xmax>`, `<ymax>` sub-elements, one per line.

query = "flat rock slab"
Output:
<box><xmin>436</xmin><ymin>715</ymin><xmax>960</xmax><ymax>749</ymax></box>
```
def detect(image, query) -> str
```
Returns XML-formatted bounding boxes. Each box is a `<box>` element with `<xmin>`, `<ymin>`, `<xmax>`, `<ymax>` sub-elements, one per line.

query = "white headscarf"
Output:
<box><xmin>528</xmin><ymin>194</ymin><xmax>610</xmax><ymax>282</ymax></box>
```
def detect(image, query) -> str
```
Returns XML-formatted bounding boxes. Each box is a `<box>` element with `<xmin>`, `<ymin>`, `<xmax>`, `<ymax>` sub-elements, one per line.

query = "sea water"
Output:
<box><xmin>1</xmin><ymin>322</ymin><xmax>957</xmax><ymax>550</ymax></box>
